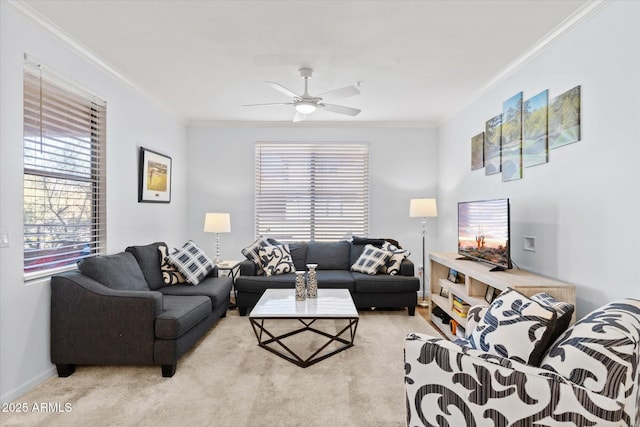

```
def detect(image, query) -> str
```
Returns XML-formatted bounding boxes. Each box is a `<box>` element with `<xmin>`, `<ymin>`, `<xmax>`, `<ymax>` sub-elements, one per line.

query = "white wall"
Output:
<box><xmin>186</xmin><ymin>125</ymin><xmax>438</xmax><ymax>271</ymax></box>
<box><xmin>0</xmin><ymin>4</ymin><xmax>188</xmax><ymax>402</ymax></box>
<box><xmin>437</xmin><ymin>1</ymin><xmax>640</xmax><ymax>317</ymax></box>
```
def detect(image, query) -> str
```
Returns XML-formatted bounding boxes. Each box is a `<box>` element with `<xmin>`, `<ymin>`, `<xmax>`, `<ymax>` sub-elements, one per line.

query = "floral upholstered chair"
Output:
<box><xmin>404</xmin><ymin>293</ymin><xmax>640</xmax><ymax>426</ymax></box>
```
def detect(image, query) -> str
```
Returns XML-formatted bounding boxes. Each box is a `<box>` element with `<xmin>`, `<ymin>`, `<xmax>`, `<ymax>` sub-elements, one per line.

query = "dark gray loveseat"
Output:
<box><xmin>236</xmin><ymin>240</ymin><xmax>420</xmax><ymax>316</ymax></box>
<box><xmin>50</xmin><ymin>242</ymin><xmax>232</xmax><ymax>378</ymax></box>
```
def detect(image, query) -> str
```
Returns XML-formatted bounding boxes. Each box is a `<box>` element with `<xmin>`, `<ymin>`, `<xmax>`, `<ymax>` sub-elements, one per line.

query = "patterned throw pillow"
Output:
<box><xmin>379</xmin><ymin>241</ymin><xmax>410</xmax><ymax>275</ymax></box>
<box><xmin>159</xmin><ymin>244</ymin><xmax>186</xmax><ymax>285</ymax></box>
<box><xmin>530</xmin><ymin>292</ymin><xmax>575</xmax><ymax>345</ymax></box>
<box><xmin>468</xmin><ymin>288</ymin><xmax>557</xmax><ymax>365</ymax></box>
<box><xmin>241</xmin><ymin>236</ymin><xmax>273</xmax><ymax>275</ymax></box>
<box><xmin>350</xmin><ymin>244</ymin><xmax>392</xmax><ymax>275</ymax></box>
<box><xmin>259</xmin><ymin>244</ymin><xmax>296</xmax><ymax>277</ymax></box>
<box><xmin>165</xmin><ymin>240</ymin><xmax>214</xmax><ymax>285</ymax></box>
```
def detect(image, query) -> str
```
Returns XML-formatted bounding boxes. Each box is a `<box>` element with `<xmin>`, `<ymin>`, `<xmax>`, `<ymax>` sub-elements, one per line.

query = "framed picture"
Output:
<box><xmin>447</xmin><ymin>269</ymin><xmax>458</xmax><ymax>283</ymax></box>
<box><xmin>484</xmin><ymin>286</ymin><xmax>495</xmax><ymax>303</ymax></box>
<box><xmin>138</xmin><ymin>147</ymin><xmax>172</xmax><ymax>203</ymax></box>
<box><xmin>439</xmin><ymin>287</ymin><xmax>449</xmax><ymax>298</ymax></box>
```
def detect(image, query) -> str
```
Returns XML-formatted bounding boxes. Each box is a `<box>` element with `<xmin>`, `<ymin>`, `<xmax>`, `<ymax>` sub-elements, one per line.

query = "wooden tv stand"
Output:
<box><xmin>428</xmin><ymin>252</ymin><xmax>576</xmax><ymax>340</ymax></box>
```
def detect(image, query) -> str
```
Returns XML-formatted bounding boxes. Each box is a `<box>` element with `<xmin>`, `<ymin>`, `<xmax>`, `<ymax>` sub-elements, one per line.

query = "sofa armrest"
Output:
<box><xmin>206</xmin><ymin>265</ymin><xmax>219</xmax><ymax>278</ymax></box>
<box><xmin>399</xmin><ymin>258</ymin><xmax>415</xmax><ymax>276</ymax></box>
<box><xmin>404</xmin><ymin>333</ymin><xmax>627</xmax><ymax>426</ymax></box>
<box><xmin>51</xmin><ymin>271</ymin><xmax>163</xmax><ymax>365</ymax></box>
<box><xmin>239</xmin><ymin>259</ymin><xmax>258</xmax><ymax>276</ymax></box>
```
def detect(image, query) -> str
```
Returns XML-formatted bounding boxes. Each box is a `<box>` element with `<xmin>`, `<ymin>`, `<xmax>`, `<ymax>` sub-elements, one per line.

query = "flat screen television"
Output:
<box><xmin>458</xmin><ymin>198</ymin><xmax>511</xmax><ymax>271</ymax></box>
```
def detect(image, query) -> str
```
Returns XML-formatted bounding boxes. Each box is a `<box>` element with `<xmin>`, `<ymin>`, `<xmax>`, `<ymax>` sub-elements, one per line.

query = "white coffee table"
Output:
<box><xmin>249</xmin><ymin>288</ymin><xmax>359</xmax><ymax>367</ymax></box>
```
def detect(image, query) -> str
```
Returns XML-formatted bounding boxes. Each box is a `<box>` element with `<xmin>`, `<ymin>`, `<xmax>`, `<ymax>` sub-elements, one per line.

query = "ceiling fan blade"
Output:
<box><xmin>265</xmin><ymin>81</ymin><xmax>300</xmax><ymax>99</ymax></box>
<box><xmin>242</xmin><ymin>102</ymin><xmax>293</xmax><ymax>107</ymax></box>
<box><xmin>293</xmin><ymin>111</ymin><xmax>307</xmax><ymax>122</ymax></box>
<box><xmin>320</xmin><ymin>103</ymin><xmax>361</xmax><ymax>116</ymax></box>
<box><xmin>317</xmin><ymin>85</ymin><xmax>360</xmax><ymax>99</ymax></box>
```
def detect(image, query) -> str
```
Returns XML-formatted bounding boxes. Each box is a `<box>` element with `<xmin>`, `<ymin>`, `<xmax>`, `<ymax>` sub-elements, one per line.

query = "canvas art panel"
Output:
<box><xmin>501</xmin><ymin>92</ymin><xmax>523</xmax><ymax>182</ymax></box>
<box><xmin>484</xmin><ymin>114</ymin><xmax>502</xmax><ymax>176</ymax></box>
<box><xmin>523</xmin><ymin>90</ymin><xmax>549</xmax><ymax>167</ymax></box>
<box><xmin>471</xmin><ymin>132</ymin><xmax>484</xmax><ymax>170</ymax></box>
<box><xmin>138</xmin><ymin>147</ymin><xmax>172</xmax><ymax>203</ymax></box>
<box><xmin>549</xmin><ymin>85</ymin><xmax>581</xmax><ymax>149</ymax></box>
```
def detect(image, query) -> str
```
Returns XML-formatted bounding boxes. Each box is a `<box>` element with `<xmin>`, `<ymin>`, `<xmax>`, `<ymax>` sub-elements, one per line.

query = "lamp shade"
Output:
<box><xmin>203</xmin><ymin>213</ymin><xmax>231</xmax><ymax>233</ymax></box>
<box><xmin>409</xmin><ymin>198</ymin><xmax>438</xmax><ymax>218</ymax></box>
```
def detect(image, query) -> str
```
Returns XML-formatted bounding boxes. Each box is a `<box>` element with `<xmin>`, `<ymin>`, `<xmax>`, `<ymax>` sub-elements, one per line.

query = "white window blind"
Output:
<box><xmin>255</xmin><ymin>142</ymin><xmax>369</xmax><ymax>241</ymax></box>
<box><xmin>23</xmin><ymin>63</ymin><xmax>107</xmax><ymax>278</ymax></box>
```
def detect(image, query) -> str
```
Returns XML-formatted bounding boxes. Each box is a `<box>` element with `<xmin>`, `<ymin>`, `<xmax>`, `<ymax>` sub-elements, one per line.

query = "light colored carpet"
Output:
<box><xmin>1</xmin><ymin>309</ymin><xmax>440</xmax><ymax>427</ymax></box>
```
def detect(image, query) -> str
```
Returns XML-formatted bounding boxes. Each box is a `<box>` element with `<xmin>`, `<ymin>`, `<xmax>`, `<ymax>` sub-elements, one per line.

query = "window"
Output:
<box><xmin>23</xmin><ymin>63</ymin><xmax>106</xmax><ymax>278</ymax></box>
<box><xmin>255</xmin><ymin>142</ymin><xmax>369</xmax><ymax>241</ymax></box>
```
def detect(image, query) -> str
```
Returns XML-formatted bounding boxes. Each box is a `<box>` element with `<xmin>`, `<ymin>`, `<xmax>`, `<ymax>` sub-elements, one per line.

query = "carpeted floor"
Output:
<box><xmin>0</xmin><ymin>308</ymin><xmax>440</xmax><ymax>427</ymax></box>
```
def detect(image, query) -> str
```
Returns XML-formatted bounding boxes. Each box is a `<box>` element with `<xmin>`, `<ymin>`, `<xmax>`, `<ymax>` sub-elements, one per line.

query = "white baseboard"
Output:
<box><xmin>1</xmin><ymin>366</ymin><xmax>56</xmax><ymax>403</ymax></box>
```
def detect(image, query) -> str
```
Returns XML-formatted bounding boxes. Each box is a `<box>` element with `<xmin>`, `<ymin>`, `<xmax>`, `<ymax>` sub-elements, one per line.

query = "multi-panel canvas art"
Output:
<box><xmin>523</xmin><ymin>90</ymin><xmax>549</xmax><ymax>168</ymax></box>
<box><xmin>549</xmin><ymin>85</ymin><xmax>580</xmax><ymax>149</ymax></box>
<box><xmin>471</xmin><ymin>132</ymin><xmax>484</xmax><ymax>170</ymax></box>
<box><xmin>472</xmin><ymin>84</ymin><xmax>580</xmax><ymax>182</ymax></box>
<box><xmin>501</xmin><ymin>92</ymin><xmax>523</xmax><ymax>182</ymax></box>
<box><xmin>484</xmin><ymin>114</ymin><xmax>502</xmax><ymax>176</ymax></box>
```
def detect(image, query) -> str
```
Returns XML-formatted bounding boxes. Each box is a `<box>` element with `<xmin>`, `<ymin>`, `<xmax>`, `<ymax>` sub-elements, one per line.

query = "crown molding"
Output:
<box><xmin>438</xmin><ymin>0</ymin><xmax>613</xmax><ymax>125</ymax></box>
<box><xmin>5</xmin><ymin>0</ymin><xmax>187</xmax><ymax>124</ymax></box>
<box><xmin>187</xmin><ymin>120</ymin><xmax>438</xmax><ymax>129</ymax></box>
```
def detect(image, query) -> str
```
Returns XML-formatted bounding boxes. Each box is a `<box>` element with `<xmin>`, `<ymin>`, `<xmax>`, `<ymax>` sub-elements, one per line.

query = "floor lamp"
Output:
<box><xmin>203</xmin><ymin>212</ymin><xmax>231</xmax><ymax>263</ymax></box>
<box><xmin>409</xmin><ymin>198</ymin><xmax>438</xmax><ymax>308</ymax></box>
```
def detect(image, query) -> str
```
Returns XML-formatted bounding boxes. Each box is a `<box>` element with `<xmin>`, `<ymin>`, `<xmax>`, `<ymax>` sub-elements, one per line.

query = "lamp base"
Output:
<box><xmin>417</xmin><ymin>297</ymin><xmax>430</xmax><ymax>308</ymax></box>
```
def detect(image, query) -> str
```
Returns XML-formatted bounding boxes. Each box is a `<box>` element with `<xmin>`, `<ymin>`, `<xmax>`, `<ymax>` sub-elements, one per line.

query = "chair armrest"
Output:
<box><xmin>399</xmin><ymin>258</ymin><xmax>415</xmax><ymax>276</ymax></box>
<box><xmin>404</xmin><ymin>333</ymin><xmax>626</xmax><ymax>426</ymax></box>
<box><xmin>51</xmin><ymin>271</ymin><xmax>163</xmax><ymax>365</ymax></box>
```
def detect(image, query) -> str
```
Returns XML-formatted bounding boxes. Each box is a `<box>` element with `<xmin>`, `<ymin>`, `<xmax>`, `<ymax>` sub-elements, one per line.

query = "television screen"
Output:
<box><xmin>458</xmin><ymin>198</ymin><xmax>511</xmax><ymax>270</ymax></box>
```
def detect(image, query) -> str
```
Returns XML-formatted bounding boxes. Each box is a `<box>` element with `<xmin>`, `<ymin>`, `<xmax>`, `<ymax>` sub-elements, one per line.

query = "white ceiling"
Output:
<box><xmin>20</xmin><ymin>0</ymin><xmax>593</xmax><ymax>125</ymax></box>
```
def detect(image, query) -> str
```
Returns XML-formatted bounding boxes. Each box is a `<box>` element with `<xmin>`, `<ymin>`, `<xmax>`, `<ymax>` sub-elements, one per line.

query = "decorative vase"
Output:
<box><xmin>295</xmin><ymin>271</ymin><xmax>306</xmax><ymax>301</ymax></box>
<box><xmin>306</xmin><ymin>264</ymin><xmax>318</xmax><ymax>298</ymax></box>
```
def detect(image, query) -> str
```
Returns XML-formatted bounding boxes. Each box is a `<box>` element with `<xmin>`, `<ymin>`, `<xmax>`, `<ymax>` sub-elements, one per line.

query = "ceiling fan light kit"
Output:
<box><xmin>244</xmin><ymin>67</ymin><xmax>361</xmax><ymax>122</ymax></box>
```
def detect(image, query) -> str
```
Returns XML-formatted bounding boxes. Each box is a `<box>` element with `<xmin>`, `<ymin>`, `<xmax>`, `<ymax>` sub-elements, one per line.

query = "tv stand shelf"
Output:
<box><xmin>428</xmin><ymin>252</ymin><xmax>576</xmax><ymax>340</ymax></box>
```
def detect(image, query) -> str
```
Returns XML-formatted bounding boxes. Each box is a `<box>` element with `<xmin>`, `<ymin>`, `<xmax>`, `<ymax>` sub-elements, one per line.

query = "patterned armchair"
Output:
<box><xmin>404</xmin><ymin>298</ymin><xmax>640</xmax><ymax>426</ymax></box>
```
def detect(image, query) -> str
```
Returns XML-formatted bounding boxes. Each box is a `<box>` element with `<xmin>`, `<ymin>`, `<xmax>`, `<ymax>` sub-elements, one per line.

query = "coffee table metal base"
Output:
<box><xmin>250</xmin><ymin>317</ymin><xmax>359</xmax><ymax>368</ymax></box>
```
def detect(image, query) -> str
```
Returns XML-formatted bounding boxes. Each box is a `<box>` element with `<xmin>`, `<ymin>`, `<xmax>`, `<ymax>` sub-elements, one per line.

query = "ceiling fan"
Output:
<box><xmin>243</xmin><ymin>68</ymin><xmax>361</xmax><ymax>122</ymax></box>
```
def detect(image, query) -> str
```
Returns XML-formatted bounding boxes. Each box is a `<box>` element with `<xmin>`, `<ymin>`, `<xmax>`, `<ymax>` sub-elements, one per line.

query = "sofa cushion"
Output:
<box><xmin>159</xmin><ymin>276</ymin><xmax>233</xmax><ymax>308</ymax></box>
<box><xmin>125</xmin><ymin>242</ymin><xmax>166</xmax><ymax>290</ymax></box>
<box><xmin>379</xmin><ymin>242</ymin><xmax>410</xmax><ymax>275</ymax></box>
<box><xmin>77</xmin><ymin>252</ymin><xmax>150</xmax><ymax>291</ymax></box>
<box><xmin>155</xmin><ymin>295</ymin><xmax>211</xmax><ymax>339</ymax></box>
<box><xmin>353</xmin><ymin>273</ymin><xmax>420</xmax><ymax>293</ymax></box>
<box><xmin>159</xmin><ymin>244</ymin><xmax>187</xmax><ymax>285</ymax></box>
<box><xmin>315</xmin><ymin>271</ymin><xmax>355</xmax><ymax>291</ymax></box>
<box><xmin>165</xmin><ymin>240</ymin><xmax>214</xmax><ymax>285</ymax></box>
<box><xmin>540</xmin><ymin>299</ymin><xmax>640</xmax><ymax>400</ymax></box>
<box><xmin>468</xmin><ymin>288</ymin><xmax>557</xmax><ymax>365</ymax></box>
<box><xmin>350</xmin><ymin>244</ymin><xmax>391</xmax><ymax>275</ymax></box>
<box><xmin>259</xmin><ymin>244</ymin><xmax>296</xmax><ymax>276</ymax></box>
<box><xmin>530</xmin><ymin>292</ymin><xmax>574</xmax><ymax>345</ymax></box>
<box><xmin>235</xmin><ymin>274</ymin><xmax>296</xmax><ymax>293</ymax></box>
<box><xmin>288</xmin><ymin>242</ymin><xmax>308</xmax><ymax>271</ymax></box>
<box><xmin>306</xmin><ymin>241</ymin><xmax>350</xmax><ymax>270</ymax></box>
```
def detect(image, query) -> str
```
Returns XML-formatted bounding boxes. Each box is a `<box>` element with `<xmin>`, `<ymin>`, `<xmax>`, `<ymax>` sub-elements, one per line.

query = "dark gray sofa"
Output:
<box><xmin>50</xmin><ymin>242</ymin><xmax>232</xmax><ymax>378</ymax></box>
<box><xmin>235</xmin><ymin>240</ymin><xmax>420</xmax><ymax>316</ymax></box>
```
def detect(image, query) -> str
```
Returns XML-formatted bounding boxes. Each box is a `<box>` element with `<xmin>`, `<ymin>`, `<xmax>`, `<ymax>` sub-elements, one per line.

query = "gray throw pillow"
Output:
<box><xmin>125</xmin><ymin>242</ymin><xmax>166</xmax><ymax>290</ymax></box>
<box><xmin>78</xmin><ymin>252</ymin><xmax>150</xmax><ymax>291</ymax></box>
